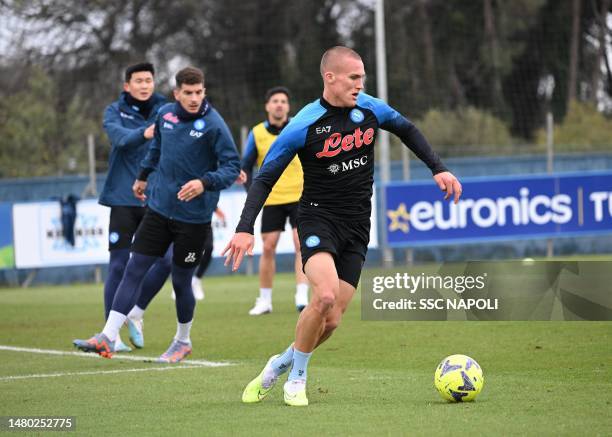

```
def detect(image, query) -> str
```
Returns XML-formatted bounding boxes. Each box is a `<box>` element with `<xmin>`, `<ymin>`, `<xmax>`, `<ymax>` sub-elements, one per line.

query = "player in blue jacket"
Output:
<box><xmin>75</xmin><ymin>67</ymin><xmax>241</xmax><ymax>362</ymax></box>
<box><xmin>224</xmin><ymin>47</ymin><xmax>462</xmax><ymax>406</ymax></box>
<box><xmin>98</xmin><ymin>62</ymin><xmax>172</xmax><ymax>352</ymax></box>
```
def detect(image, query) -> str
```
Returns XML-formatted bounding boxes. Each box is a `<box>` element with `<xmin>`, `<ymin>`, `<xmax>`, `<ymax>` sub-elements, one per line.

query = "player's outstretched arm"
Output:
<box><xmin>359</xmin><ymin>94</ymin><xmax>463</xmax><ymax>203</ymax></box>
<box><xmin>222</xmin><ymin>232</ymin><xmax>255</xmax><ymax>271</ymax></box>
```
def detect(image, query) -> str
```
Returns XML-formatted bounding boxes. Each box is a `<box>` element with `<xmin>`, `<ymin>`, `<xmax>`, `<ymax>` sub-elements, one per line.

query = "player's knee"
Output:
<box><xmin>262</xmin><ymin>242</ymin><xmax>276</xmax><ymax>257</ymax></box>
<box><xmin>108</xmin><ymin>260</ymin><xmax>125</xmax><ymax>278</ymax></box>
<box><xmin>313</xmin><ymin>290</ymin><xmax>336</xmax><ymax>312</ymax></box>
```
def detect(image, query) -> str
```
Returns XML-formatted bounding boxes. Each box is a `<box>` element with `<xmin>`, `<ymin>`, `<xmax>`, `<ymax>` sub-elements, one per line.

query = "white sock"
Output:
<box><xmin>175</xmin><ymin>320</ymin><xmax>193</xmax><ymax>343</ymax></box>
<box><xmin>127</xmin><ymin>305</ymin><xmax>145</xmax><ymax>321</ymax></box>
<box><xmin>102</xmin><ymin>310</ymin><xmax>127</xmax><ymax>342</ymax></box>
<box><xmin>296</xmin><ymin>283</ymin><xmax>309</xmax><ymax>295</ymax></box>
<box><xmin>260</xmin><ymin>288</ymin><xmax>272</xmax><ymax>302</ymax></box>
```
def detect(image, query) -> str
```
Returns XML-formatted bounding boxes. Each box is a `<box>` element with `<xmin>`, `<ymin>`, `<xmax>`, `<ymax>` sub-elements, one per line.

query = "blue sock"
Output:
<box><xmin>104</xmin><ymin>249</ymin><xmax>130</xmax><ymax>319</ymax></box>
<box><xmin>110</xmin><ymin>253</ymin><xmax>158</xmax><ymax>315</ymax></box>
<box><xmin>172</xmin><ymin>264</ymin><xmax>197</xmax><ymax>323</ymax></box>
<box><xmin>136</xmin><ymin>246</ymin><xmax>172</xmax><ymax>310</ymax></box>
<box><xmin>288</xmin><ymin>348</ymin><xmax>312</xmax><ymax>382</ymax></box>
<box><xmin>271</xmin><ymin>344</ymin><xmax>294</xmax><ymax>376</ymax></box>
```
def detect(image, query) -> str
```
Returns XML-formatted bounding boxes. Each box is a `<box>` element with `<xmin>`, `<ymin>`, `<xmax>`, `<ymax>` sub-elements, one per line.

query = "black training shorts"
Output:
<box><xmin>261</xmin><ymin>202</ymin><xmax>299</xmax><ymax>233</ymax></box>
<box><xmin>297</xmin><ymin>210</ymin><xmax>370</xmax><ymax>288</ymax></box>
<box><xmin>108</xmin><ymin>206</ymin><xmax>146</xmax><ymax>251</ymax></box>
<box><xmin>131</xmin><ymin>208</ymin><xmax>211</xmax><ymax>268</ymax></box>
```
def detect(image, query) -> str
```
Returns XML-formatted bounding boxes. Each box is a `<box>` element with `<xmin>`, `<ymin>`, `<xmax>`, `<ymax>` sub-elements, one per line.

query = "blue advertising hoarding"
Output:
<box><xmin>385</xmin><ymin>171</ymin><xmax>612</xmax><ymax>247</ymax></box>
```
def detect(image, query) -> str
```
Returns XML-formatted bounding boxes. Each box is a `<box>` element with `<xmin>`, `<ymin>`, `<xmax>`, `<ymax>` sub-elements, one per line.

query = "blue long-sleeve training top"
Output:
<box><xmin>139</xmin><ymin>100</ymin><xmax>241</xmax><ymax>224</ymax></box>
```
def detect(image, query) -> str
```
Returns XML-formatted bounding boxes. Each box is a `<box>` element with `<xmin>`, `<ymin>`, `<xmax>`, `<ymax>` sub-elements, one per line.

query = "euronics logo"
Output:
<box><xmin>385</xmin><ymin>173</ymin><xmax>612</xmax><ymax>245</ymax></box>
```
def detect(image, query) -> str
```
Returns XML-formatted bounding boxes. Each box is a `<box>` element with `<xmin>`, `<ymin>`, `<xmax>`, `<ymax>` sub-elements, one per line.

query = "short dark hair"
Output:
<box><xmin>125</xmin><ymin>62</ymin><xmax>155</xmax><ymax>82</ymax></box>
<box><xmin>320</xmin><ymin>46</ymin><xmax>361</xmax><ymax>77</ymax></box>
<box><xmin>175</xmin><ymin>67</ymin><xmax>205</xmax><ymax>88</ymax></box>
<box><xmin>265</xmin><ymin>86</ymin><xmax>290</xmax><ymax>103</ymax></box>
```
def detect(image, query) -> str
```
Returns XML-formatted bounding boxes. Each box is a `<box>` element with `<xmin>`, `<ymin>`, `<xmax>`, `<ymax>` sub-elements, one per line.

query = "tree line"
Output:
<box><xmin>0</xmin><ymin>0</ymin><xmax>610</xmax><ymax>178</ymax></box>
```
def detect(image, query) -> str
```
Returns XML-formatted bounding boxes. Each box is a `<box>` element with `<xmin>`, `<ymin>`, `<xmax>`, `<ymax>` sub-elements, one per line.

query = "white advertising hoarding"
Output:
<box><xmin>13</xmin><ymin>200</ymin><xmax>110</xmax><ymax>268</ymax></box>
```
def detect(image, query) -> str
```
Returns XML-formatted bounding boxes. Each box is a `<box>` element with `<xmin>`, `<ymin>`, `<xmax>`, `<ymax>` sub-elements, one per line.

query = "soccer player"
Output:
<box><xmin>98</xmin><ymin>62</ymin><xmax>172</xmax><ymax>352</ymax></box>
<box><xmin>75</xmin><ymin>66</ymin><xmax>241</xmax><ymax>362</ymax></box>
<box><xmin>236</xmin><ymin>87</ymin><xmax>309</xmax><ymax>315</ymax></box>
<box><xmin>223</xmin><ymin>47</ymin><xmax>462</xmax><ymax>406</ymax></box>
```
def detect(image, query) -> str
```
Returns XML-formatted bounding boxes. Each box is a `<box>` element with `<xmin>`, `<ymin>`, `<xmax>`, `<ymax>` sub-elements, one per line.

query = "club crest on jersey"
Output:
<box><xmin>305</xmin><ymin>235</ymin><xmax>320</xmax><ymax>248</ymax></box>
<box><xmin>193</xmin><ymin>119</ymin><xmax>206</xmax><ymax>130</ymax></box>
<box><xmin>316</xmin><ymin>127</ymin><xmax>375</xmax><ymax>158</ymax></box>
<box><xmin>350</xmin><ymin>109</ymin><xmax>364</xmax><ymax>123</ymax></box>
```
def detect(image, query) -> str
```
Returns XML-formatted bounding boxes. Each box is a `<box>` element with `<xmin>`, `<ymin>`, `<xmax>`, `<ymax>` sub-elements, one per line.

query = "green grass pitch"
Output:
<box><xmin>0</xmin><ymin>272</ymin><xmax>610</xmax><ymax>435</ymax></box>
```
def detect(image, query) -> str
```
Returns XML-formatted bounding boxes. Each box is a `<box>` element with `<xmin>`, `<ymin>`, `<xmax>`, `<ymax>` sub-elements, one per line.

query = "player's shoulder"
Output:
<box><xmin>151</xmin><ymin>93</ymin><xmax>167</xmax><ymax>107</ymax></box>
<box><xmin>252</xmin><ymin>121</ymin><xmax>267</xmax><ymax>133</ymax></box>
<box><xmin>286</xmin><ymin>99</ymin><xmax>327</xmax><ymax>131</ymax></box>
<box><xmin>204</xmin><ymin>105</ymin><xmax>223</xmax><ymax>121</ymax></box>
<box><xmin>204</xmin><ymin>105</ymin><xmax>228</xmax><ymax>129</ymax></box>
<box><xmin>104</xmin><ymin>98</ymin><xmax>122</xmax><ymax>115</ymax></box>
<box><xmin>357</xmin><ymin>92</ymin><xmax>390</xmax><ymax>111</ymax></box>
<box><xmin>157</xmin><ymin>102</ymin><xmax>176</xmax><ymax>115</ymax></box>
<box><xmin>357</xmin><ymin>92</ymin><xmax>398</xmax><ymax>123</ymax></box>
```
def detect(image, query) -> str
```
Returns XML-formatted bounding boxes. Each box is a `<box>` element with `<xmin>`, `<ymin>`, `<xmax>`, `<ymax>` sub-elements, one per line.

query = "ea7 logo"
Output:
<box><xmin>316</xmin><ymin>125</ymin><xmax>331</xmax><ymax>134</ymax></box>
<box><xmin>190</xmin><ymin>130</ymin><xmax>204</xmax><ymax>138</ymax></box>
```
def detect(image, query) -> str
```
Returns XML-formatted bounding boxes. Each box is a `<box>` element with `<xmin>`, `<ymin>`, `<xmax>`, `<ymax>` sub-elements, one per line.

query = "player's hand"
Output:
<box><xmin>133</xmin><ymin>180</ymin><xmax>147</xmax><ymax>201</ymax></box>
<box><xmin>178</xmin><ymin>179</ymin><xmax>204</xmax><ymax>202</ymax></box>
<box><xmin>222</xmin><ymin>232</ymin><xmax>254</xmax><ymax>271</ymax></box>
<box><xmin>433</xmin><ymin>171</ymin><xmax>462</xmax><ymax>204</ymax></box>
<box><xmin>144</xmin><ymin>124</ymin><xmax>155</xmax><ymax>140</ymax></box>
<box><xmin>235</xmin><ymin>170</ymin><xmax>248</xmax><ymax>185</ymax></box>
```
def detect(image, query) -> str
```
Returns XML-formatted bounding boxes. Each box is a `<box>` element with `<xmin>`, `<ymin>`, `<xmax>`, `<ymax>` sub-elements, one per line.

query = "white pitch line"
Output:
<box><xmin>0</xmin><ymin>345</ymin><xmax>232</xmax><ymax>367</ymax></box>
<box><xmin>0</xmin><ymin>365</ymin><xmax>205</xmax><ymax>382</ymax></box>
